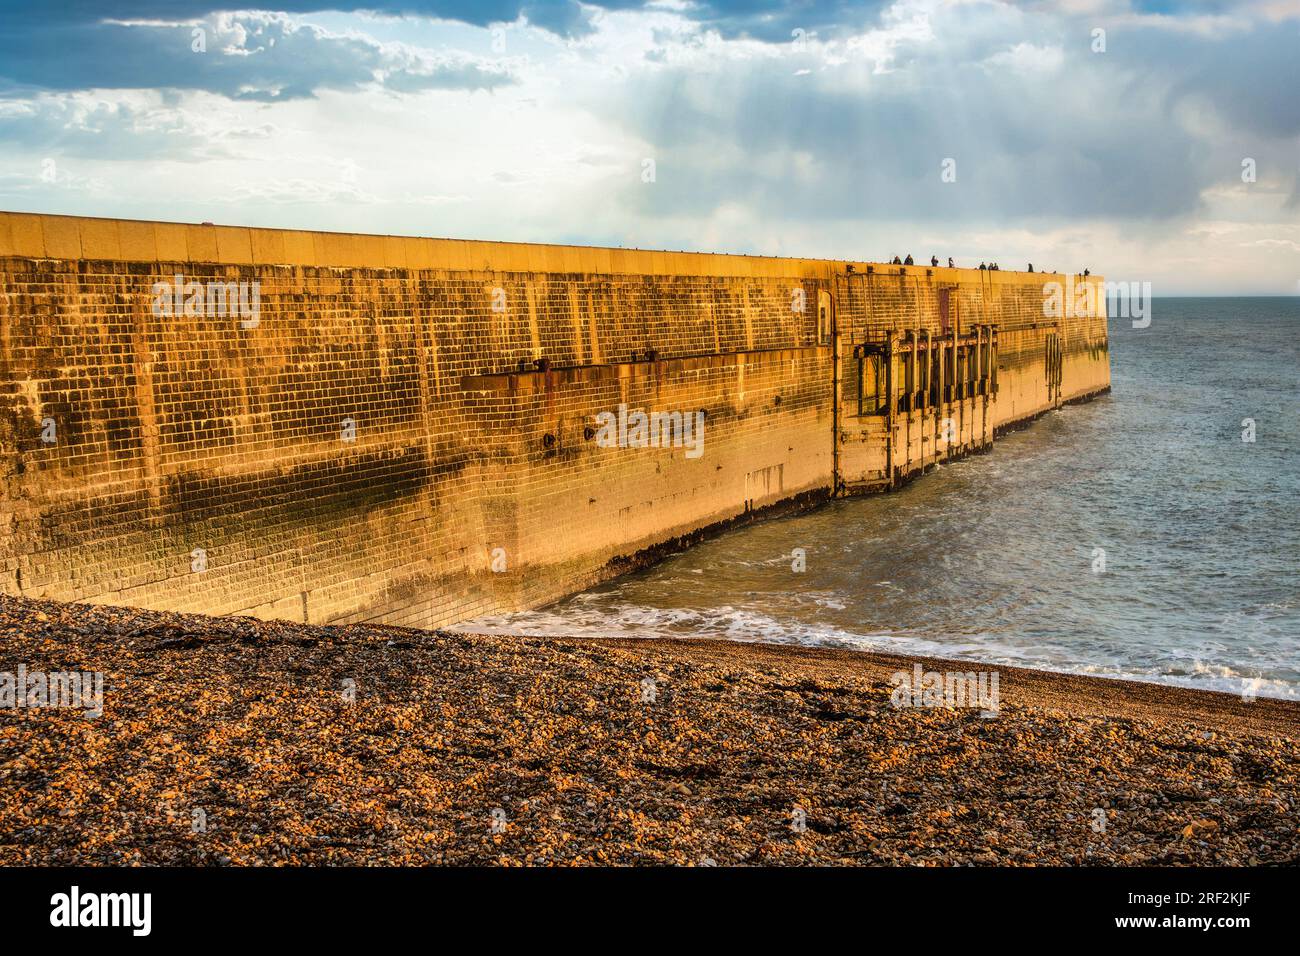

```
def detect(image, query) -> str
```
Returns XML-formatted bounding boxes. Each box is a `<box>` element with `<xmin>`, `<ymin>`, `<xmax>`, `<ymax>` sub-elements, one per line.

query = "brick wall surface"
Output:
<box><xmin>0</xmin><ymin>214</ymin><xmax>1109</xmax><ymax>628</ymax></box>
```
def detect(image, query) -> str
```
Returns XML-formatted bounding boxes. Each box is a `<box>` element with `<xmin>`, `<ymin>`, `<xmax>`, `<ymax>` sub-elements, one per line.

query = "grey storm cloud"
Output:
<box><xmin>1115</xmin><ymin>23</ymin><xmax>1300</xmax><ymax>140</ymax></box>
<box><xmin>0</xmin><ymin>1</ymin><xmax>890</xmax><ymax>53</ymax></box>
<box><xmin>609</xmin><ymin>69</ymin><xmax>1203</xmax><ymax>225</ymax></box>
<box><xmin>683</xmin><ymin>1</ymin><xmax>895</xmax><ymax>42</ymax></box>
<box><xmin>0</xmin><ymin>8</ymin><xmax>515</xmax><ymax>99</ymax></box>
<box><xmin>0</xmin><ymin>2</ymin><xmax>896</xmax><ymax>102</ymax></box>
<box><xmin>599</xmin><ymin>5</ymin><xmax>1299</xmax><ymax>227</ymax></box>
<box><xmin>2</xmin><ymin>0</ymin><xmax>1295</xmax><ymax>227</ymax></box>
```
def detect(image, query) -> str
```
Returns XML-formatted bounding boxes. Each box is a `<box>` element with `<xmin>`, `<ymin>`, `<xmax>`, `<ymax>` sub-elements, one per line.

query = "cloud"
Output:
<box><xmin>590</xmin><ymin>1</ymin><xmax>1215</xmax><ymax>225</ymax></box>
<box><xmin>0</xmin><ymin>11</ymin><xmax>515</xmax><ymax>99</ymax></box>
<box><xmin>1119</xmin><ymin>20</ymin><xmax>1300</xmax><ymax>139</ymax></box>
<box><xmin>0</xmin><ymin>92</ymin><xmax>273</xmax><ymax>162</ymax></box>
<box><xmin>226</xmin><ymin>176</ymin><xmax>386</xmax><ymax>204</ymax></box>
<box><xmin>981</xmin><ymin>42</ymin><xmax>1065</xmax><ymax>74</ymax></box>
<box><xmin>0</xmin><ymin>1</ymin><xmax>1295</xmax><ymax>294</ymax></box>
<box><xmin>0</xmin><ymin>2</ymin><xmax>889</xmax><ymax>41</ymax></box>
<box><xmin>662</xmin><ymin>1</ymin><xmax>896</xmax><ymax>42</ymax></box>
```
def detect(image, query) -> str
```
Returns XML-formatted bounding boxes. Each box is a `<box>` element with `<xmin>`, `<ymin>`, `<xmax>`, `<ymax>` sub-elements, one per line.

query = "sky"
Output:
<box><xmin>0</xmin><ymin>0</ymin><xmax>1297</xmax><ymax>294</ymax></box>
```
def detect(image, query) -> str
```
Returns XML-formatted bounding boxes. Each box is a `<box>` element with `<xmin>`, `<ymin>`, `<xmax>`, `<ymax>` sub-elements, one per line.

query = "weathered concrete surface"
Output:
<box><xmin>1</xmin><ymin>213</ymin><xmax>1109</xmax><ymax>628</ymax></box>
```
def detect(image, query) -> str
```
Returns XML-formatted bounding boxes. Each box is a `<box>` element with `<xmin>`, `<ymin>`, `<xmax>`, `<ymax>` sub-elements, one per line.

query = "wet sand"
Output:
<box><xmin>1</xmin><ymin>594</ymin><xmax>1297</xmax><ymax>865</ymax></box>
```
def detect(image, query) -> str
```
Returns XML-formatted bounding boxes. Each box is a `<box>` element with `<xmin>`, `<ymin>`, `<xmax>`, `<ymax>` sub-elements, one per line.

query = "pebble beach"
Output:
<box><xmin>1</xmin><ymin>594</ymin><xmax>1297</xmax><ymax>866</ymax></box>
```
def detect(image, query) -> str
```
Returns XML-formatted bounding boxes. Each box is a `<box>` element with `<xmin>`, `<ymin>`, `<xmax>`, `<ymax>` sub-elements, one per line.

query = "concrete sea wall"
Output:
<box><xmin>0</xmin><ymin>213</ymin><xmax>1109</xmax><ymax>628</ymax></box>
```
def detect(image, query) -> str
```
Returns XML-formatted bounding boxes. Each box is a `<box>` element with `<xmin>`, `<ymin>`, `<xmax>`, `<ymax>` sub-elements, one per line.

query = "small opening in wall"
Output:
<box><xmin>542</xmin><ymin>433</ymin><xmax>556</xmax><ymax>449</ymax></box>
<box><xmin>583</xmin><ymin>426</ymin><xmax>595</xmax><ymax>440</ymax></box>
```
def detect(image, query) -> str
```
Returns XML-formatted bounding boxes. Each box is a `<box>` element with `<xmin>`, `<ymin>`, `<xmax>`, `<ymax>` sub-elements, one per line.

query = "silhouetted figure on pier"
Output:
<box><xmin>1028</xmin><ymin>263</ymin><xmax>1034</xmax><ymax>273</ymax></box>
<box><xmin>931</xmin><ymin>255</ymin><xmax>939</xmax><ymax>267</ymax></box>
<box><xmin>904</xmin><ymin>254</ymin><xmax>914</xmax><ymax>265</ymax></box>
<box><xmin>979</xmin><ymin>262</ymin><xmax>987</xmax><ymax>270</ymax></box>
<box><xmin>948</xmin><ymin>257</ymin><xmax>954</xmax><ymax>268</ymax></box>
<box><xmin>1083</xmin><ymin>268</ymin><xmax>1090</xmax><ymax>277</ymax></box>
<box><xmin>892</xmin><ymin>256</ymin><xmax>902</xmax><ymax>265</ymax></box>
